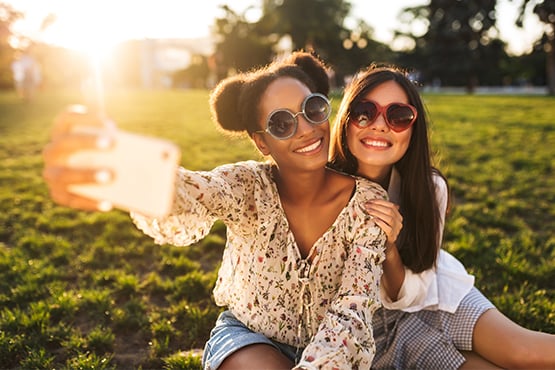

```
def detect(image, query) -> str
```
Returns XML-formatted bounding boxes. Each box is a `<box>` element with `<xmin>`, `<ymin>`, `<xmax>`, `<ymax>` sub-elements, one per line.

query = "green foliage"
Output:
<box><xmin>213</xmin><ymin>5</ymin><xmax>275</xmax><ymax>76</ymax></box>
<box><xmin>0</xmin><ymin>88</ymin><xmax>553</xmax><ymax>369</ymax></box>
<box><xmin>401</xmin><ymin>0</ymin><xmax>504</xmax><ymax>89</ymax></box>
<box><xmin>163</xmin><ymin>350</ymin><xmax>203</xmax><ymax>370</ymax></box>
<box><xmin>0</xmin><ymin>3</ymin><xmax>23</xmax><ymax>88</ymax></box>
<box><xmin>212</xmin><ymin>0</ymin><xmax>396</xmax><ymax>81</ymax></box>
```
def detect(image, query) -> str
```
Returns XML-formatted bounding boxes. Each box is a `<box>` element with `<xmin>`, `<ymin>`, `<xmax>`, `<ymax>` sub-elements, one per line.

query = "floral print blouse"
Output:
<box><xmin>131</xmin><ymin>160</ymin><xmax>388</xmax><ymax>369</ymax></box>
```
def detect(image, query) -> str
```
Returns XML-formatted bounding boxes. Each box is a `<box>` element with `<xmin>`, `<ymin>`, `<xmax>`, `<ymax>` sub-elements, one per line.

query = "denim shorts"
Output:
<box><xmin>202</xmin><ymin>310</ymin><xmax>301</xmax><ymax>370</ymax></box>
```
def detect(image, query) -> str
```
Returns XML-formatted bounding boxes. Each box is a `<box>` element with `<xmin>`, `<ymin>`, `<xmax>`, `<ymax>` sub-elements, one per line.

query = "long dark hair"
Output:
<box><xmin>329</xmin><ymin>65</ymin><xmax>448</xmax><ymax>272</ymax></box>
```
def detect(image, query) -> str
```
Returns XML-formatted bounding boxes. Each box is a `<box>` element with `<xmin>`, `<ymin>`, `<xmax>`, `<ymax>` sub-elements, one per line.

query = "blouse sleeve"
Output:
<box><xmin>131</xmin><ymin>162</ymin><xmax>258</xmax><ymax>246</ymax></box>
<box><xmin>295</xmin><ymin>245</ymin><xmax>384</xmax><ymax>370</ymax></box>
<box><xmin>379</xmin><ymin>267</ymin><xmax>435</xmax><ymax>310</ymax></box>
<box><xmin>295</xmin><ymin>179</ymin><xmax>387</xmax><ymax>370</ymax></box>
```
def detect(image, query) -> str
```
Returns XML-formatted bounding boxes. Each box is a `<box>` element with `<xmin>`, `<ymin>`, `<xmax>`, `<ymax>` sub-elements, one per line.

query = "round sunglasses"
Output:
<box><xmin>256</xmin><ymin>93</ymin><xmax>331</xmax><ymax>140</ymax></box>
<box><xmin>349</xmin><ymin>100</ymin><xmax>417</xmax><ymax>132</ymax></box>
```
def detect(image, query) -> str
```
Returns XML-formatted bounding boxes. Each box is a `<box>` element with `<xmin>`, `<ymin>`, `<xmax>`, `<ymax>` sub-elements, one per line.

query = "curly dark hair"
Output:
<box><xmin>209</xmin><ymin>51</ymin><xmax>329</xmax><ymax>137</ymax></box>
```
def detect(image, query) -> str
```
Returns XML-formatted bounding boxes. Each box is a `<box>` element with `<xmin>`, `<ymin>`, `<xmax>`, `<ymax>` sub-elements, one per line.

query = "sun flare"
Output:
<box><xmin>34</xmin><ymin>0</ymin><xmax>221</xmax><ymax>60</ymax></box>
<box><xmin>40</xmin><ymin>3</ymin><xmax>131</xmax><ymax>61</ymax></box>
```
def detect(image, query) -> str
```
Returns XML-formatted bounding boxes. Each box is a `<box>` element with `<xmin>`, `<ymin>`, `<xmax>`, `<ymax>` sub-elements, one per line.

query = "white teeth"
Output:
<box><xmin>363</xmin><ymin>140</ymin><xmax>389</xmax><ymax>147</ymax></box>
<box><xmin>296</xmin><ymin>139</ymin><xmax>321</xmax><ymax>153</ymax></box>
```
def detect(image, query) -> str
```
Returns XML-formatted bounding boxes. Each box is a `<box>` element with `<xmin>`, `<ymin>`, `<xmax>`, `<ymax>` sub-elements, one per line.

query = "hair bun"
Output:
<box><xmin>285</xmin><ymin>51</ymin><xmax>329</xmax><ymax>96</ymax></box>
<box><xmin>209</xmin><ymin>76</ymin><xmax>246</xmax><ymax>132</ymax></box>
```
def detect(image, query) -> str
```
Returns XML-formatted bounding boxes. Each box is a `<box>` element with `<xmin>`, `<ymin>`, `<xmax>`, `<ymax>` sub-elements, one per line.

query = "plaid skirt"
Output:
<box><xmin>372</xmin><ymin>287</ymin><xmax>495</xmax><ymax>369</ymax></box>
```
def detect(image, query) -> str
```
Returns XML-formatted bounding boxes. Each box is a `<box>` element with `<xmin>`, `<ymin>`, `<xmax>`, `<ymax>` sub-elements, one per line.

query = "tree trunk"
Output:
<box><xmin>546</xmin><ymin>30</ymin><xmax>555</xmax><ymax>96</ymax></box>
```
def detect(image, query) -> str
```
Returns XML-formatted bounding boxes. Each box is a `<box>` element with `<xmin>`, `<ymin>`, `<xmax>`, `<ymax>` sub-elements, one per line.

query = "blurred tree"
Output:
<box><xmin>335</xmin><ymin>19</ymin><xmax>398</xmax><ymax>85</ymax></box>
<box><xmin>0</xmin><ymin>2</ymin><xmax>23</xmax><ymax>89</ymax></box>
<box><xmin>209</xmin><ymin>0</ymin><xmax>397</xmax><ymax>85</ymax></box>
<box><xmin>255</xmin><ymin>0</ymin><xmax>395</xmax><ymax>84</ymax></box>
<box><xmin>399</xmin><ymin>0</ymin><xmax>501</xmax><ymax>92</ymax></box>
<box><xmin>173</xmin><ymin>54</ymin><xmax>210</xmax><ymax>88</ymax></box>
<box><xmin>257</xmin><ymin>0</ymin><xmax>350</xmax><ymax>52</ymax></box>
<box><xmin>212</xmin><ymin>5</ymin><xmax>274</xmax><ymax>78</ymax></box>
<box><xmin>501</xmin><ymin>44</ymin><xmax>546</xmax><ymax>86</ymax></box>
<box><xmin>514</xmin><ymin>0</ymin><xmax>555</xmax><ymax>95</ymax></box>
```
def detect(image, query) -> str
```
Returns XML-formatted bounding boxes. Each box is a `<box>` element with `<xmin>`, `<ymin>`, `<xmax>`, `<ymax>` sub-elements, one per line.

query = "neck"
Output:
<box><xmin>357</xmin><ymin>165</ymin><xmax>392</xmax><ymax>189</ymax></box>
<box><xmin>274</xmin><ymin>166</ymin><xmax>328</xmax><ymax>204</ymax></box>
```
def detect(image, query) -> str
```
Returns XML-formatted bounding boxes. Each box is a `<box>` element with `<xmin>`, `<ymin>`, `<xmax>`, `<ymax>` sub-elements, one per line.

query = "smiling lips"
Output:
<box><xmin>295</xmin><ymin>138</ymin><xmax>323</xmax><ymax>153</ymax></box>
<box><xmin>361</xmin><ymin>138</ymin><xmax>391</xmax><ymax>149</ymax></box>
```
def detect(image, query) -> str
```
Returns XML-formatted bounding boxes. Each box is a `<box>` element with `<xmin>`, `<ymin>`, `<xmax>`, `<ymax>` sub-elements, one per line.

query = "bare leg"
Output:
<box><xmin>459</xmin><ymin>351</ymin><xmax>502</xmax><ymax>369</ymax></box>
<box><xmin>218</xmin><ymin>343</ymin><xmax>294</xmax><ymax>370</ymax></box>
<box><xmin>472</xmin><ymin>308</ymin><xmax>555</xmax><ymax>369</ymax></box>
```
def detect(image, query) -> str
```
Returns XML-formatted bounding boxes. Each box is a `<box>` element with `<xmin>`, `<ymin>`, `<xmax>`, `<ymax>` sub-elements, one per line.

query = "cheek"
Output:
<box><xmin>395</xmin><ymin>130</ymin><xmax>412</xmax><ymax>155</ymax></box>
<box><xmin>346</xmin><ymin>125</ymin><xmax>359</xmax><ymax>154</ymax></box>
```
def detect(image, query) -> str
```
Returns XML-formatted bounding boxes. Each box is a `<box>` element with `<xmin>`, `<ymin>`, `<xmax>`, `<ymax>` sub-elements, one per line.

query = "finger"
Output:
<box><xmin>365</xmin><ymin>200</ymin><xmax>400</xmax><ymax>221</ymax></box>
<box><xmin>372</xmin><ymin>218</ymin><xmax>396</xmax><ymax>243</ymax></box>
<box><xmin>50</xmin><ymin>187</ymin><xmax>113</xmax><ymax>212</ymax></box>
<box><xmin>43</xmin><ymin>166</ymin><xmax>113</xmax><ymax>187</ymax></box>
<box><xmin>367</xmin><ymin>203</ymin><xmax>402</xmax><ymax>225</ymax></box>
<box><xmin>367</xmin><ymin>200</ymin><xmax>399</xmax><ymax>214</ymax></box>
<box><xmin>43</xmin><ymin>132</ymin><xmax>113</xmax><ymax>165</ymax></box>
<box><xmin>369</xmin><ymin>198</ymin><xmax>400</xmax><ymax>208</ymax></box>
<box><xmin>368</xmin><ymin>208</ymin><xmax>402</xmax><ymax>243</ymax></box>
<box><xmin>51</xmin><ymin>105</ymin><xmax>114</xmax><ymax>139</ymax></box>
<box><xmin>367</xmin><ymin>207</ymin><xmax>395</xmax><ymax>227</ymax></box>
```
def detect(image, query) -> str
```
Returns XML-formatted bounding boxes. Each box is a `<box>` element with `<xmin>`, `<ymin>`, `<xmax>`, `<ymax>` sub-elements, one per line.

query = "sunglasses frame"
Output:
<box><xmin>348</xmin><ymin>100</ymin><xmax>417</xmax><ymax>132</ymax></box>
<box><xmin>255</xmin><ymin>93</ymin><xmax>331</xmax><ymax>140</ymax></box>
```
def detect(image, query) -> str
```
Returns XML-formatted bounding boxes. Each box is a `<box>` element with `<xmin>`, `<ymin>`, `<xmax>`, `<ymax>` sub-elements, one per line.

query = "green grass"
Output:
<box><xmin>0</xmin><ymin>88</ymin><xmax>554</xmax><ymax>368</ymax></box>
<box><xmin>424</xmin><ymin>94</ymin><xmax>555</xmax><ymax>329</ymax></box>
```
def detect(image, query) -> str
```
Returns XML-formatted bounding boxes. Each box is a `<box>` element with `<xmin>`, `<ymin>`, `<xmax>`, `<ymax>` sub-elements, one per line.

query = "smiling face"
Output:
<box><xmin>346</xmin><ymin>80</ymin><xmax>413</xmax><ymax>185</ymax></box>
<box><xmin>253</xmin><ymin>77</ymin><xmax>330</xmax><ymax>173</ymax></box>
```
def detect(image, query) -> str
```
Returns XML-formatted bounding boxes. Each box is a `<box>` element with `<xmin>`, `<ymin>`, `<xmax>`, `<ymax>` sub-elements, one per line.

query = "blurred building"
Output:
<box><xmin>138</xmin><ymin>37</ymin><xmax>214</xmax><ymax>88</ymax></box>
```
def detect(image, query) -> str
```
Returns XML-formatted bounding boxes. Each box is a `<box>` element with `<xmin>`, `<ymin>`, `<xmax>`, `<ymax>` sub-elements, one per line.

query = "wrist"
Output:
<box><xmin>385</xmin><ymin>242</ymin><xmax>398</xmax><ymax>258</ymax></box>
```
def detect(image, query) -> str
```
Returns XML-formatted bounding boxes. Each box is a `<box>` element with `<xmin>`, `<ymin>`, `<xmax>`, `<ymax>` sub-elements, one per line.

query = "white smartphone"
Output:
<box><xmin>68</xmin><ymin>129</ymin><xmax>181</xmax><ymax>218</ymax></box>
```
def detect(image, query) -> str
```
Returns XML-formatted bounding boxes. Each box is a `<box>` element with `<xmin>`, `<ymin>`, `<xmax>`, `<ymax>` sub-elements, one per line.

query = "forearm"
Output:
<box><xmin>381</xmin><ymin>242</ymin><xmax>405</xmax><ymax>301</ymax></box>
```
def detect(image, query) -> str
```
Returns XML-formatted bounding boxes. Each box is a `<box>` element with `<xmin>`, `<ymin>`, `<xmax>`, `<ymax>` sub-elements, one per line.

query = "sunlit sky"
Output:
<box><xmin>7</xmin><ymin>0</ymin><xmax>546</xmax><ymax>57</ymax></box>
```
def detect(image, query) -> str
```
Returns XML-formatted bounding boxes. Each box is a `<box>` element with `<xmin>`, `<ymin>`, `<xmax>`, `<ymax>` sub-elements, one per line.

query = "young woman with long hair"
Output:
<box><xmin>329</xmin><ymin>65</ymin><xmax>555</xmax><ymax>369</ymax></box>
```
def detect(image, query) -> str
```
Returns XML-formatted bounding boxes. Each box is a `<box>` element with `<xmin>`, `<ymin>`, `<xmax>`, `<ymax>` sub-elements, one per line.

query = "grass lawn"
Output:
<box><xmin>0</xmin><ymin>88</ymin><xmax>553</xmax><ymax>369</ymax></box>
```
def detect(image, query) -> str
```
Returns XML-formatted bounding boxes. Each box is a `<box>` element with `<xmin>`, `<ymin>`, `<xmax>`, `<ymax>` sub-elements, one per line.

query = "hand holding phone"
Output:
<box><xmin>67</xmin><ymin>128</ymin><xmax>181</xmax><ymax>218</ymax></box>
<box><xmin>43</xmin><ymin>106</ymin><xmax>181</xmax><ymax>218</ymax></box>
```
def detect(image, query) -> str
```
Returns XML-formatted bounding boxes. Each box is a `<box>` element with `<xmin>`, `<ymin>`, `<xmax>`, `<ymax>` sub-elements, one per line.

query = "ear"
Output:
<box><xmin>252</xmin><ymin>132</ymin><xmax>271</xmax><ymax>156</ymax></box>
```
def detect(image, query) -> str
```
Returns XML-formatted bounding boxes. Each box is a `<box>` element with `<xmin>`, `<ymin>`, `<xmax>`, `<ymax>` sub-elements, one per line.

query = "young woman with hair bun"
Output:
<box><xmin>43</xmin><ymin>52</ymin><xmax>408</xmax><ymax>370</ymax></box>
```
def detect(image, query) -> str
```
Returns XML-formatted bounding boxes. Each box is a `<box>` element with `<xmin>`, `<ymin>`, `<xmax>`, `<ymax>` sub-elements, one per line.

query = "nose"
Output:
<box><xmin>370</xmin><ymin>112</ymin><xmax>389</xmax><ymax>132</ymax></box>
<box><xmin>295</xmin><ymin>113</ymin><xmax>315</xmax><ymax>136</ymax></box>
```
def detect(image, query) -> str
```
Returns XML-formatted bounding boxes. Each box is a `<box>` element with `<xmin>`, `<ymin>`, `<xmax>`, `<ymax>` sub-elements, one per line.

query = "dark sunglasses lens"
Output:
<box><xmin>351</xmin><ymin>102</ymin><xmax>378</xmax><ymax>127</ymax></box>
<box><xmin>304</xmin><ymin>95</ymin><xmax>330</xmax><ymax>123</ymax></box>
<box><xmin>387</xmin><ymin>105</ymin><xmax>415</xmax><ymax>130</ymax></box>
<box><xmin>268</xmin><ymin>110</ymin><xmax>296</xmax><ymax>138</ymax></box>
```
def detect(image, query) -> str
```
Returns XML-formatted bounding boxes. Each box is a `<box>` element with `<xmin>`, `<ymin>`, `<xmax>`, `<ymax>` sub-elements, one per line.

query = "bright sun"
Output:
<box><xmin>40</xmin><ymin>3</ymin><xmax>135</xmax><ymax>60</ymax></box>
<box><xmin>29</xmin><ymin>0</ymin><xmax>220</xmax><ymax>60</ymax></box>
